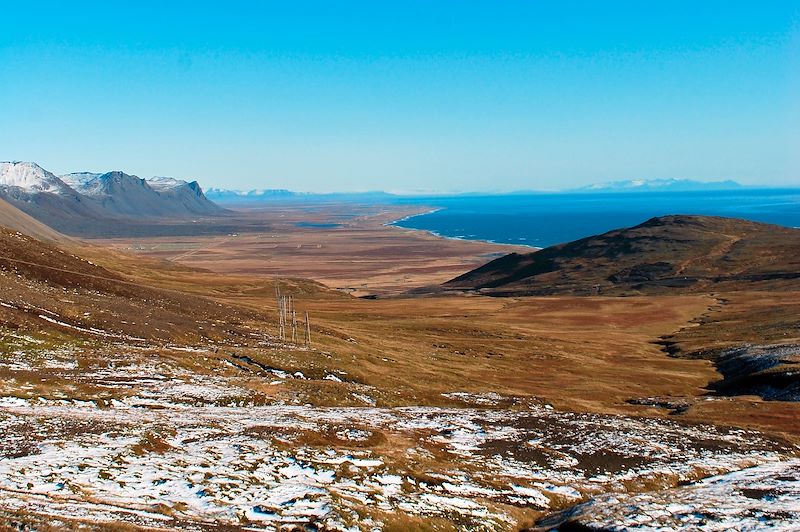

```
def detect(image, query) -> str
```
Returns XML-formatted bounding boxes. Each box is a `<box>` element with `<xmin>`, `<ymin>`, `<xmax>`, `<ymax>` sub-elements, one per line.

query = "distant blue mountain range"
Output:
<box><xmin>206</xmin><ymin>179</ymin><xmax>746</xmax><ymax>201</ymax></box>
<box><xmin>204</xmin><ymin>188</ymin><xmax>396</xmax><ymax>203</ymax></box>
<box><xmin>570</xmin><ymin>178</ymin><xmax>742</xmax><ymax>193</ymax></box>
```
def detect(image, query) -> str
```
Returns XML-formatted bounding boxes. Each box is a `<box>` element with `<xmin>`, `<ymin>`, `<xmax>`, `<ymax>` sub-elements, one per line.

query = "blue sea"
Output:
<box><xmin>390</xmin><ymin>189</ymin><xmax>800</xmax><ymax>248</ymax></box>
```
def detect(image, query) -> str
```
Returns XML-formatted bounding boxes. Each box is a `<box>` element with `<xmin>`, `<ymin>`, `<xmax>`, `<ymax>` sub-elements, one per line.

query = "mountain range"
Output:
<box><xmin>0</xmin><ymin>161</ymin><xmax>224</xmax><ymax>235</ymax></box>
<box><xmin>572</xmin><ymin>178</ymin><xmax>743</xmax><ymax>193</ymax></box>
<box><xmin>205</xmin><ymin>179</ymin><xmax>748</xmax><ymax>202</ymax></box>
<box><xmin>205</xmin><ymin>188</ymin><xmax>396</xmax><ymax>203</ymax></box>
<box><xmin>205</xmin><ymin>188</ymin><xmax>298</xmax><ymax>201</ymax></box>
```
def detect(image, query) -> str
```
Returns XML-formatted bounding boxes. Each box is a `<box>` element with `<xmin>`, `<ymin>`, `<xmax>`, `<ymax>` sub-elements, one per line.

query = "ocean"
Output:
<box><xmin>390</xmin><ymin>189</ymin><xmax>800</xmax><ymax>248</ymax></box>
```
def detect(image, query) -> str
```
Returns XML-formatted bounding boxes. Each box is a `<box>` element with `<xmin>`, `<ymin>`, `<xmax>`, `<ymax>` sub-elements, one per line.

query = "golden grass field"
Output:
<box><xmin>87</xmin><ymin>204</ymin><xmax>800</xmax><ymax>441</ymax></box>
<box><xmin>94</xmin><ymin>204</ymin><xmax>526</xmax><ymax>296</ymax></box>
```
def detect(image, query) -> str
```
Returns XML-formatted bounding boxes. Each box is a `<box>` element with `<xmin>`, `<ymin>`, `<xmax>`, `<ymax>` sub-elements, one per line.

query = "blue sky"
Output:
<box><xmin>1</xmin><ymin>1</ymin><xmax>798</xmax><ymax>192</ymax></box>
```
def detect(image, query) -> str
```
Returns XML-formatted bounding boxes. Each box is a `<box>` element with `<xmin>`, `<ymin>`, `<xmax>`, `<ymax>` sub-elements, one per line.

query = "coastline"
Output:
<box><xmin>386</xmin><ymin>207</ymin><xmax>541</xmax><ymax>250</ymax></box>
<box><xmin>96</xmin><ymin>202</ymin><xmax>530</xmax><ymax>296</ymax></box>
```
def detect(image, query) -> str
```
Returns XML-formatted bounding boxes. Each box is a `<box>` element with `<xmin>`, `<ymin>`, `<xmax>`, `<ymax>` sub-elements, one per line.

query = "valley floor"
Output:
<box><xmin>1</xmin><ymin>203</ymin><xmax>799</xmax><ymax>530</ymax></box>
<box><xmin>92</xmin><ymin>203</ymin><xmax>527</xmax><ymax>296</ymax></box>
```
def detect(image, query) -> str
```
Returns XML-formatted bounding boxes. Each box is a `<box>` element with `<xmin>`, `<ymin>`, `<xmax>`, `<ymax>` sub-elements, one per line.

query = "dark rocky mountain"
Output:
<box><xmin>0</xmin><ymin>162</ymin><xmax>226</xmax><ymax>235</ymax></box>
<box><xmin>147</xmin><ymin>176</ymin><xmax>227</xmax><ymax>216</ymax></box>
<box><xmin>444</xmin><ymin>215</ymin><xmax>800</xmax><ymax>295</ymax></box>
<box><xmin>0</xmin><ymin>162</ymin><xmax>115</xmax><ymax>234</ymax></box>
<box><xmin>62</xmin><ymin>171</ymin><xmax>225</xmax><ymax>217</ymax></box>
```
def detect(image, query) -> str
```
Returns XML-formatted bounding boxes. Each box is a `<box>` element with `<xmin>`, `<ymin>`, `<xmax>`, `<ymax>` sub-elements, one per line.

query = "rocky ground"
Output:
<box><xmin>0</xmin><ymin>333</ymin><xmax>796</xmax><ymax>530</ymax></box>
<box><xmin>538</xmin><ymin>459</ymin><xmax>800</xmax><ymax>531</ymax></box>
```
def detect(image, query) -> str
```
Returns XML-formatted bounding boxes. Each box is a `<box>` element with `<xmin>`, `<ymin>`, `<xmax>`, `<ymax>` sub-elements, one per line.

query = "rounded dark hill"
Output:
<box><xmin>444</xmin><ymin>215</ymin><xmax>800</xmax><ymax>295</ymax></box>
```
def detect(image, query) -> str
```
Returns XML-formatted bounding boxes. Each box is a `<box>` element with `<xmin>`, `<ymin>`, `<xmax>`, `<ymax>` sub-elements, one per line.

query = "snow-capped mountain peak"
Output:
<box><xmin>1</xmin><ymin>161</ymin><xmax>225</xmax><ymax>223</ymax></box>
<box><xmin>60</xmin><ymin>172</ymin><xmax>107</xmax><ymax>197</ymax></box>
<box><xmin>60</xmin><ymin>172</ymin><xmax>102</xmax><ymax>188</ymax></box>
<box><xmin>147</xmin><ymin>176</ymin><xmax>188</xmax><ymax>191</ymax></box>
<box><xmin>0</xmin><ymin>161</ymin><xmax>73</xmax><ymax>195</ymax></box>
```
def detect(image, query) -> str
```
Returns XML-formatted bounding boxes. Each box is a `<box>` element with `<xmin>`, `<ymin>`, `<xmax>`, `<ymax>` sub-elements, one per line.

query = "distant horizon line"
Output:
<box><xmin>204</xmin><ymin>183</ymin><xmax>800</xmax><ymax>197</ymax></box>
<box><xmin>3</xmin><ymin>160</ymin><xmax>799</xmax><ymax>196</ymax></box>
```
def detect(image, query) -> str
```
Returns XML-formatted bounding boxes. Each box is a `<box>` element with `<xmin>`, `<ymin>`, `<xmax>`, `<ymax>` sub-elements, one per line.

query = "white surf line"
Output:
<box><xmin>385</xmin><ymin>208</ymin><xmax>540</xmax><ymax>250</ymax></box>
<box><xmin>383</xmin><ymin>207</ymin><xmax>444</xmax><ymax>226</ymax></box>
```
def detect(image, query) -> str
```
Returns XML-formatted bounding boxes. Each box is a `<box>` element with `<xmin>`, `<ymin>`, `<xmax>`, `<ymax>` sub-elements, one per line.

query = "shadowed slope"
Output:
<box><xmin>0</xmin><ymin>196</ymin><xmax>69</xmax><ymax>243</ymax></box>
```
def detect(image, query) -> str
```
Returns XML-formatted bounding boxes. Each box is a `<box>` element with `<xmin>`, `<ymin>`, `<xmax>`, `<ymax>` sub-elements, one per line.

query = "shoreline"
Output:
<box><xmin>385</xmin><ymin>207</ymin><xmax>541</xmax><ymax>251</ymax></box>
<box><xmin>94</xmin><ymin>202</ymin><xmax>531</xmax><ymax>296</ymax></box>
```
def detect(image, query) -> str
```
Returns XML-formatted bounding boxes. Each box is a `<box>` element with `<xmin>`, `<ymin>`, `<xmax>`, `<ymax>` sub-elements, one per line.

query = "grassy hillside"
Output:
<box><xmin>445</xmin><ymin>215</ymin><xmax>800</xmax><ymax>295</ymax></box>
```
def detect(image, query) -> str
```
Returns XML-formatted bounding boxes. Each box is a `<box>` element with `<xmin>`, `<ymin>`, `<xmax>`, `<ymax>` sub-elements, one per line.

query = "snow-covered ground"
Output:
<box><xmin>0</xmin><ymin>335</ymin><xmax>796</xmax><ymax>530</ymax></box>
<box><xmin>0</xmin><ymin>389</ymin><xmax>792</xmax><ymax>530</ymax></box>
<box><xmin>146</xmin><ymin>176</ymin><xmax>189</xmax><ymax>191</ymax></box>
<box><xmin>547</xmin><ymin>459</ymin><xmax>800</xmax><ymax>530</ymax></box>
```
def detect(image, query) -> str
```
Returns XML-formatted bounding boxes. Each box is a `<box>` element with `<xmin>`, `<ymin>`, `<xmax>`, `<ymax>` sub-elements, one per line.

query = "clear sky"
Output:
<box><xmin>1</xmin><ymin>1</ymin><xmax>798</xmax><ymax>192</ymax></box>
